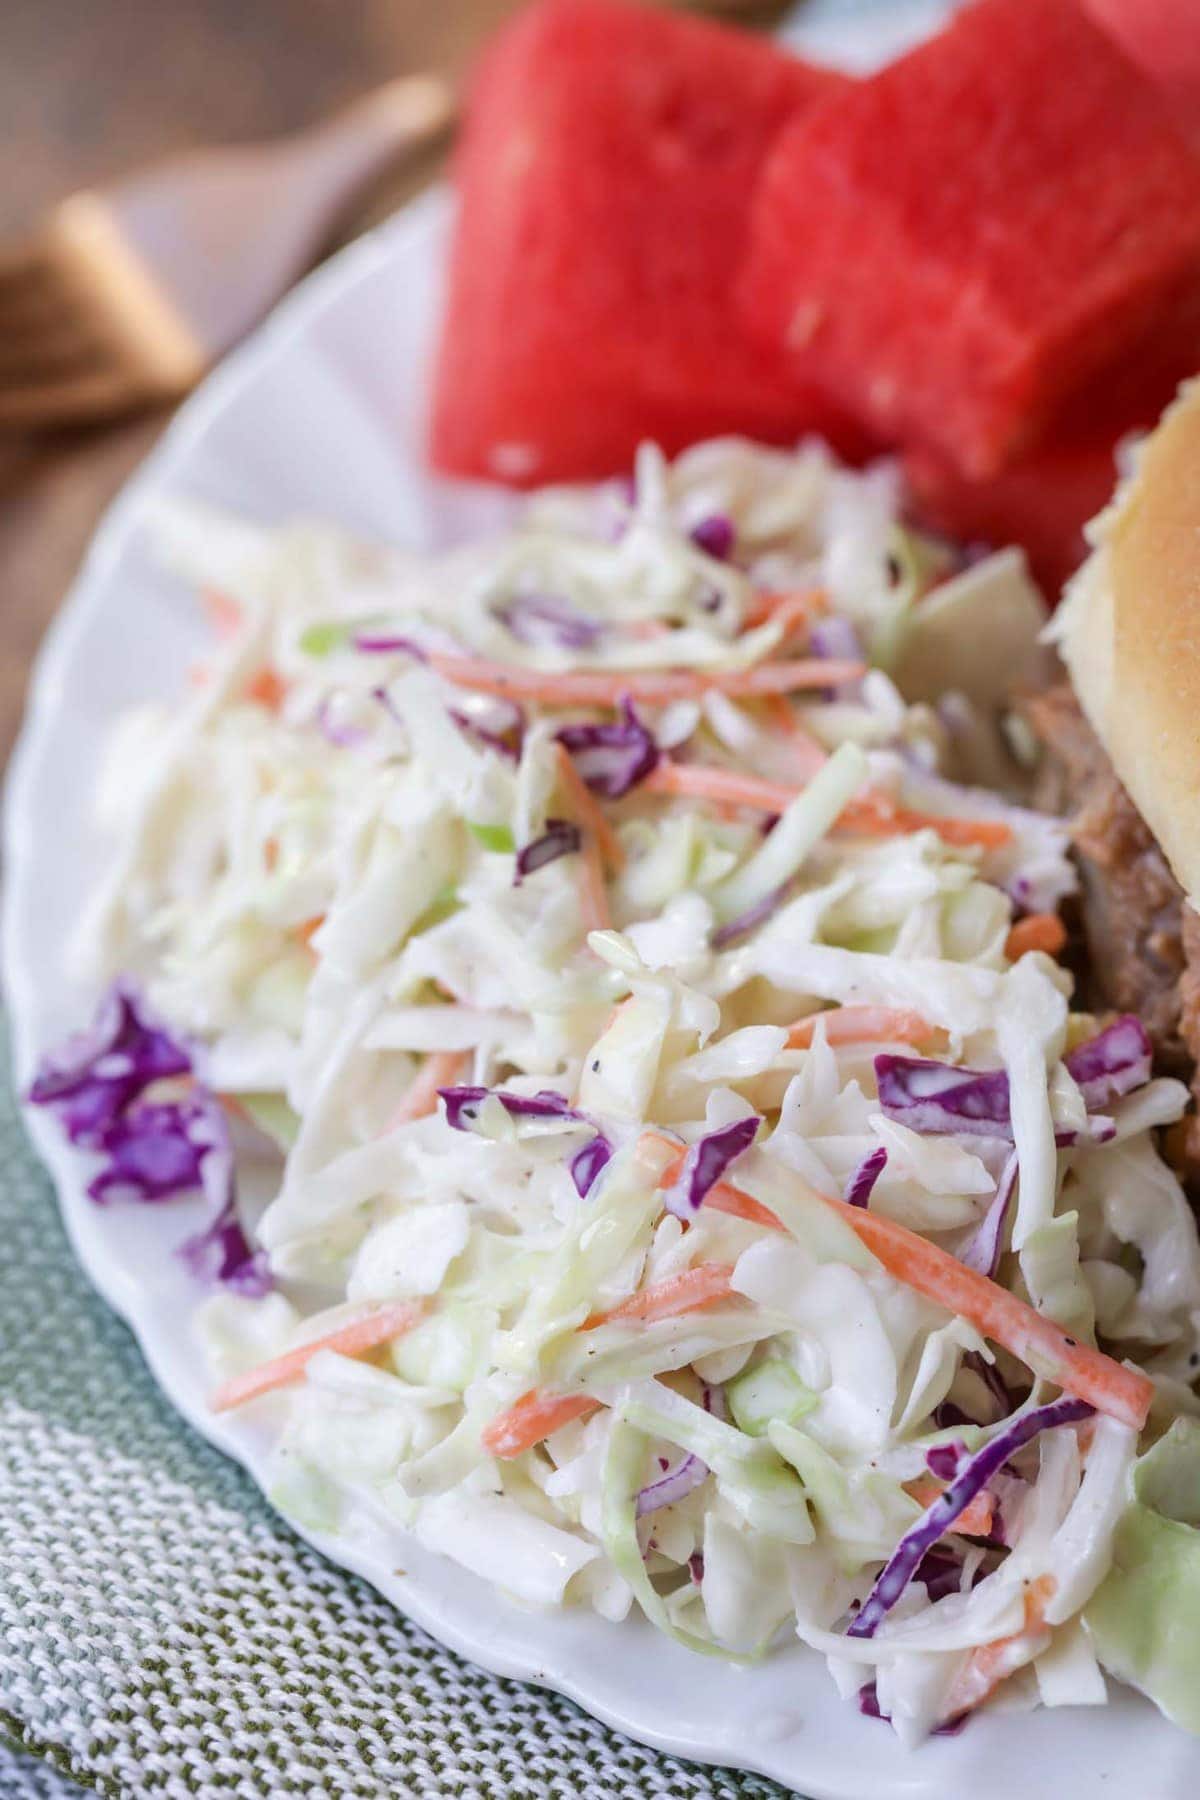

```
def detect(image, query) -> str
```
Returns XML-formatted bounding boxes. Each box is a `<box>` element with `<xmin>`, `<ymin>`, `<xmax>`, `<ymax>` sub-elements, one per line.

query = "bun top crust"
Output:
<box><xmin>1057</xmin><ymin>378</ymin><xmax>1200</xmax><ymax>901</ymax></box>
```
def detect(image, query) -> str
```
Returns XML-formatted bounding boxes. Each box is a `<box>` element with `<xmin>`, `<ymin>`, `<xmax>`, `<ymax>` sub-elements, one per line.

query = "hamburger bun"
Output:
<box><xmin>1056</xmin><ymin>377</ymin><xmax>1200</xmax><ymax>901</ymax></box>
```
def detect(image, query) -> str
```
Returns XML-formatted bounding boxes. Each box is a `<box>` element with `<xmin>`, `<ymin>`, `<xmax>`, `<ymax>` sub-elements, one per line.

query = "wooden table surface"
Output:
<box><xmin>0</xmin><ymin>0</ymin><xmax>788</xmax><ymax>772</ymax></box>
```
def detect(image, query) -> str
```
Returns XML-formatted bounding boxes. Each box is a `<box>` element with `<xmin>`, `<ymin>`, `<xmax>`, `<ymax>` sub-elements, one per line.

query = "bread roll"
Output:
<box><xmin>1056</xmin><ymin>377</ymin><xmax>1200</xmax><ymax>900</ymax></box>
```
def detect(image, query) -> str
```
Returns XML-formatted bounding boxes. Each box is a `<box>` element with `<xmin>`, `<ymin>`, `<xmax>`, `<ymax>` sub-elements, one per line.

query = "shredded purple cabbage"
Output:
<box><xmin>846</xmin><ymin>1395</ymin><xmax>1094</xmax><ymax>1639</ymax></box>
<box><xmin>555</xmin><ymin>697</ymin><xmax>659</xmax><ymax>800</ymax></box>
<box><xmin>689</xmin><ymin>514</ymin><xmax>735</xmax><ymax>561</ymax></box>
<box><xmin>29</xmin><ymin>985</ymin><xmax>270</xmax><ymax>1294</ymax></box>
<box><xmin>858</xmin><ymin>1679</ymin><xmax>968</xmax><ymax>1736</ymax></box>
<box><xmin>962</xmin><ymin>1349</ymin><xmax>1014</xmax><ymax>1420</ymax></box>
<box><xmin>87</xmin><ymin>1099</ymin><xmax>209</xmax><ymax>1204</ymax></box>
<box><xmin>496</xmin><ymin>594</ymin><xmax>603</xmax><ymax>652</ymax></box>
<box><xmin>925</xmin><ymin>1440</ymin><xmax>967</xmax><ymax>1483</ymax></box>
<box><xmin>514</xmin><ymin>819</ymin><xmax>581</xmax><ymax>882</ymax></box>
<box><xmin>568</xmin><ymin>1133</ymin><xmax>613</xmax><ymax>1198</ymax></box>
<box><xmin>959</xmin><ymin>1149</ymin><xmax>1019</xmax><ymax>1277</ymax></box>
<box><xmin>438</xmin><ymin>1085</ymin><xmax>581</xmax><ymax>1131</ymax></box>
<box><xmin>875</xmin><ymin>1055</ymin><xmax>1012</xmax><ymax>1139</ymax></box>
<box><xmin>354</xmin><ymin>632</ymin><xmax>428</xmax><ymax>658</ymax></box>
<box><xmin>844</xmin><ymin>1146</ymin><xmax>888</xmax><ymax>1209</ymax></box>
<box><xmin>1064</xmin><ymin>1015</ymin><xmax>1153</xmax><ymax>1109</ymax></box>
<box><xmin>29</xmin><ymin>984</ymin><xmax>191</xmax><ymax>1147</ymax></box>
<box><xmin>438</xmin><ymin>1082</ymin><xmax>609</xmax><ymax>1199</ymax></box>
<box><xmin>634</xmin><ymin>1382</ymin><xmax>722</xmax><ymax>1517</ymax></box>
<box><xmin>179</xmin><ymin>1202</ymin><xmax>273</xmax><ymax>1296</ymax></box>
<box><xmin>875</xmin><ymin>1054</ymin><xmax>1116</xmax><ymax>1147</ymax></box>
<box><xmin>710</xmin><ymin>883</ymin><xmax>789</xmax><ymax>950</ymax></box>
<box><xmin>449</xmin><ymin>700</ymin><xmax>526</xmax><ymax>762</ymax></box>
<box><xmin>662</xmin><ymin>1115</ymin><xmax>760</xmax><ymax>1221</ymax></box>
<box><xmin>635</xmin><ymin>1452</ymin><xmax>708</xmax><ymax>1518</ymax></box>
<box><xmin>915</xmin><ymin>1546</ymin><xmax>970</xmax><ymax>1603</ymax></box>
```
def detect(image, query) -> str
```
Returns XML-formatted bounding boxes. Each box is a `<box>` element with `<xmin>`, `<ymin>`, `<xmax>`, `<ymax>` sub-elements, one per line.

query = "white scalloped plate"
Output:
<box><xmin>4</xmin><ymin>7</ymin><xmax>1197</xmax><ymax>1795</ymax></box>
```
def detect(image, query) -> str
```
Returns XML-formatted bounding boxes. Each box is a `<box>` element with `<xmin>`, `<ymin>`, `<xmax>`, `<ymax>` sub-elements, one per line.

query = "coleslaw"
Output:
<box><xmin>31</xmin><ymin>436</ymin><xmax>1200</xmax><ymax>1744</ymax></box>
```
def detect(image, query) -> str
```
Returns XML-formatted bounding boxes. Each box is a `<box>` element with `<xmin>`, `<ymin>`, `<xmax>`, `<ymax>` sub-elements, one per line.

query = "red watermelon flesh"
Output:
<box><xmin>1083</xmin><ymin>0</ymin><xmax>1200</xmax><ymax>146</ymax></box>
<box><xmin>429</xmin><ymin>0</ymin><xmax>860</xmax><ymax>487</ymax></box>
<box><xmin>905</xmin><ymin>343</ymin><xmax>1197</xmax><ymax>599</ymax></box>
<box><xmin>906</xmin><ymin>434</ymin><xmax>1122</xmax><ymax>601</ymax></box>
<box><xmin>739</xmin><ymin>0</ymin><xmax>1200</xmax><ymax>482</ymax></box>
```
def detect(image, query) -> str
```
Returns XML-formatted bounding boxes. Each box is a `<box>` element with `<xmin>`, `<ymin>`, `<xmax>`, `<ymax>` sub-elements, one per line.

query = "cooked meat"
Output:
<box><xmin>1024</xmin><ymin>683</ymin><xmax>1200</xmax><ymax>1180</ymax></box>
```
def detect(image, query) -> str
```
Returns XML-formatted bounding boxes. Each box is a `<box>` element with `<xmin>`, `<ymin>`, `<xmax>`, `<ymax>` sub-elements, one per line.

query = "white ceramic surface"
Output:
<box><xmin>4</xmin><ymin>12</ymin><xmax>1198</xmax><ymax>1798</ymax></box>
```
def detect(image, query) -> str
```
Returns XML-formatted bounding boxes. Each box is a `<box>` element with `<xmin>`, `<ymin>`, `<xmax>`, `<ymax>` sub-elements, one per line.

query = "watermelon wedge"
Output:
<box><xmin>1084</xmin><ymin>0</ymin><xmax>1200</xmax><ymax>147</ymax></box>
<box><xmin>739</xmin><ymin>0</ymin><xmax>1200</xmax><ymax>481</ymax></box>
<box><xmin>429</xmin><ymin>0</ymin><xmax>859</xmax><ymax>487</ymax></box>
<box><xmin>905</xmin><ymin>358</ymin><xmax>1195</xmax><ymax>599</ymax></box>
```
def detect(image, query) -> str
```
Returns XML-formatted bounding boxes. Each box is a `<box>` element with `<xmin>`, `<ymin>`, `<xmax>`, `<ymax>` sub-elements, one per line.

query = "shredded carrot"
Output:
<box><xmin>203</xmin><ymin>589</ymin><xmax>242</xmax><ymax>639</ymax></box>
<box><xmin>763</xmin><ymin>693</ymin><xmax>828</xmax><ymax>778</ymax></box>
<box><xmin>296</xmin><ymin>915</ymin><xmax>325</xmax><ymax>949</ymax></box>
<box><xmin>383</xmin><ymin>1049</ymin><xmax>470</xmax><ymax>1134</ymax></box>
<box><xmin>742</xmin><ymin>588</ymin><xmax>829</xmax><ymax>631</ymax></box>
<box><xmin>555</xmin><ymin>744</ymin><xmax>624</xmax><ymax>872</ymax></box>
<box><xmin>787</xmin><ymin>1006</ymin><xmax>946</xmax><ymax>1052</ymax></box>
<box><xmin>427</xmin><ymin>653</ymin><xmax>862</xmax><ymax>707</ymax></box>
<box><xmin>643</xmin><ymin>761</ymin><xmax>1012</xmax><ymax>851</ymax></box>
<box><xmin>482</xmin><ymin>1390</ymin><xmax>599</xmax><ymax>1459</ymax></box>
<box><xmin>1004</xmin><ymin>913</ymin><xmax>1067</xmax><ymax>961</ymax></box>
<box><xmin>644</xmin><ymin>761</ymin><xmax>798</xmax><ymax>813</ymax></box>
<box><xmin>840</xmin><ymin>791</ymin><xmax>1013</xmax><ymax>850</ymax></box>
<box><xmin>704</xmin><ymin>1183</ymin><xmax>784</xmax><ymax>1232</ymax></box>
<box><xmin>658</xmin><ymin>1146</ymin><xmax>782</xmax><ymax>1230</ymax></box>
<box><xmin>575</xmin><ymin>836</ymin><xmax>612</xmax><ymax>933</ymax></box>
<box><xmin>244</xmin><ymin>667</ymin><xmax>287</xmax><ymax>710</ymax></box>
<box><xmin>941</xmin><ymin>1575</ymin><xmax>1056</xmax><ymax>1723</ymax></box>
<box><xmin>582</xmin><ymin>1262</ymin><xmax>738</xmax><ymax>1331</ymax></box>
<box><xmin>670</xmin><ymin>1165</ymin><xmax>1152</xmax><ymax>1430</ymax></box>
<box><xmin>905</xmin><ymin>1477</ymin><xmax>996</xmax><ymax>1538</ymax></box>
<box><xmin>209</xmin><ymin>1300</ymin><xmax>426</xmax><ymax>1414</ymax></box>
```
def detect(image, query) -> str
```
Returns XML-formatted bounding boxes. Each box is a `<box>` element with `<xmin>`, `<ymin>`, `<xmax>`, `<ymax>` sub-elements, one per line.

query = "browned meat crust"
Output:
<box><xmin>1024</xmin><ymin>684</ymin><xmax>1200</xmax><ymax>1179</ymax></box>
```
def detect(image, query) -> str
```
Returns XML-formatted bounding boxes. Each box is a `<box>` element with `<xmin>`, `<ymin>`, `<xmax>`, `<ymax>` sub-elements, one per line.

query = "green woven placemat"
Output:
<box><xmin>0</xmin><ymin>1022</ymin><xmax>795</xmax><ymax>1800</ymax></box>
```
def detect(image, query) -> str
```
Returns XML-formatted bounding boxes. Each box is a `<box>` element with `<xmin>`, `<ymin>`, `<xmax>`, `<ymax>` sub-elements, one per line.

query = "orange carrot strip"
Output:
<box><xmin>906</xmin><ymin>1477</ymin><xmax>995</xmax><ymax>1538</ymax></box>
<box><xmin>683</xmin><ymin>1168</ymin><xmax>1151</xmax><ymax>1428</ymax></box>
<box><xmin>296</xmin><ymin>915</ymin><xmax>325</xmax><ymax>948</ymax></box>
<box><xmin>839</xmin><ymin>791</ymin><xmax>1013</xmax><ymax>850</ymax></box>
<box><xmin>555</xmin><ymin>743</ymin><xmax>624</xmax><ymax>872</ymax></box>
<box><xmin>583</xmin><ymin>1262</ymin><xmax>738</xmax><ymax>1330</ymax></box>
<box><xmin>812</xmin><ymin>1188</ymin><xmax>1153</xmax><ymax>1430</ymax></box>
<box><xmin>575</xmin><ymin>836</ymin><xmax>611</xmax><ymax>933</ymax></box>
<box><xmin>643</xmin><ymin>762</ymin><xmax>1012</xmax><ymax>850</ymax></box>
<box><xmin>1005</xmin><ymin>913</ymin><xmax>1067</xmax><ymax>961</ymax></box>
<box><xmin>209</xmin><ymin>1300</ymin><xmax>427</xmax><ymax>1414</ymax></box>
<box><xmin>245</xmin><ymin>668</ymin><xmax>287</xmax><ymax>711</ymax></box>
<box><xmin>941</xmin><ymin>1575</ymin><xmax>1056</xmax><ymax>1723</ymax></box>
<box><xmin>639</xmin><ymin>1126</ymin><xmax>1153</xmax><ymax>1429</ymax></box>
<box><xmin>482</xmin><ymin>1390</ymin><xmax>599</xmax><ymax>1459</ymax></box>
<box><xmin>742</xmin><ymin>587</ymin><xmax>829</xmax><ymax>630</ymax></box>
<box><xmin>787</xmin><ymin>1006</ymin><xmax>946</xmax><ymax>1052</ymax></box>
<box><xmin>428</xmin><ymin>653</ymin><xmax>862</xmax><ymax>706</ymax></box>
<box><xmin>384</xmin><ymin>1049</ymin><xmax>470</xmax><ymax>1134</ymax></box>
<box><xmin>704</xmin><ymin>1183</ymin><xmax>785</xmax><ymax>1231</ymax></box>
<box><xmin>657</xmin><ymin>1146</ymin><xmax>783</xmax><ymax>1231</ymax></box>
<box><xmin>763</xmin><ymin>693</ymin><xmax>828</xmax><ymax>778</ymax></box>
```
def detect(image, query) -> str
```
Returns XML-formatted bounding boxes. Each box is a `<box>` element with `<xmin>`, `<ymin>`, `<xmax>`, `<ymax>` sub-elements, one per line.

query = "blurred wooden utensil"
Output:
<box><xmin>0</xmin><ymin>74</ymin><xmax>454</xmax><ymax>433</ymax></box>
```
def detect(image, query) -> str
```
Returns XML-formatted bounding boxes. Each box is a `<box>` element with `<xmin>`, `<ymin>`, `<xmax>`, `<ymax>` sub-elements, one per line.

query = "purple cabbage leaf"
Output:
<box><xmin>661</xmin><ymin>1115</ymin><xmax>760</xmax><ymax>1221</ymax></box>
<box><xmin>555</xmin><ymin>697</ymin><xmax>659</xmax><ymax>799</ymax></box>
